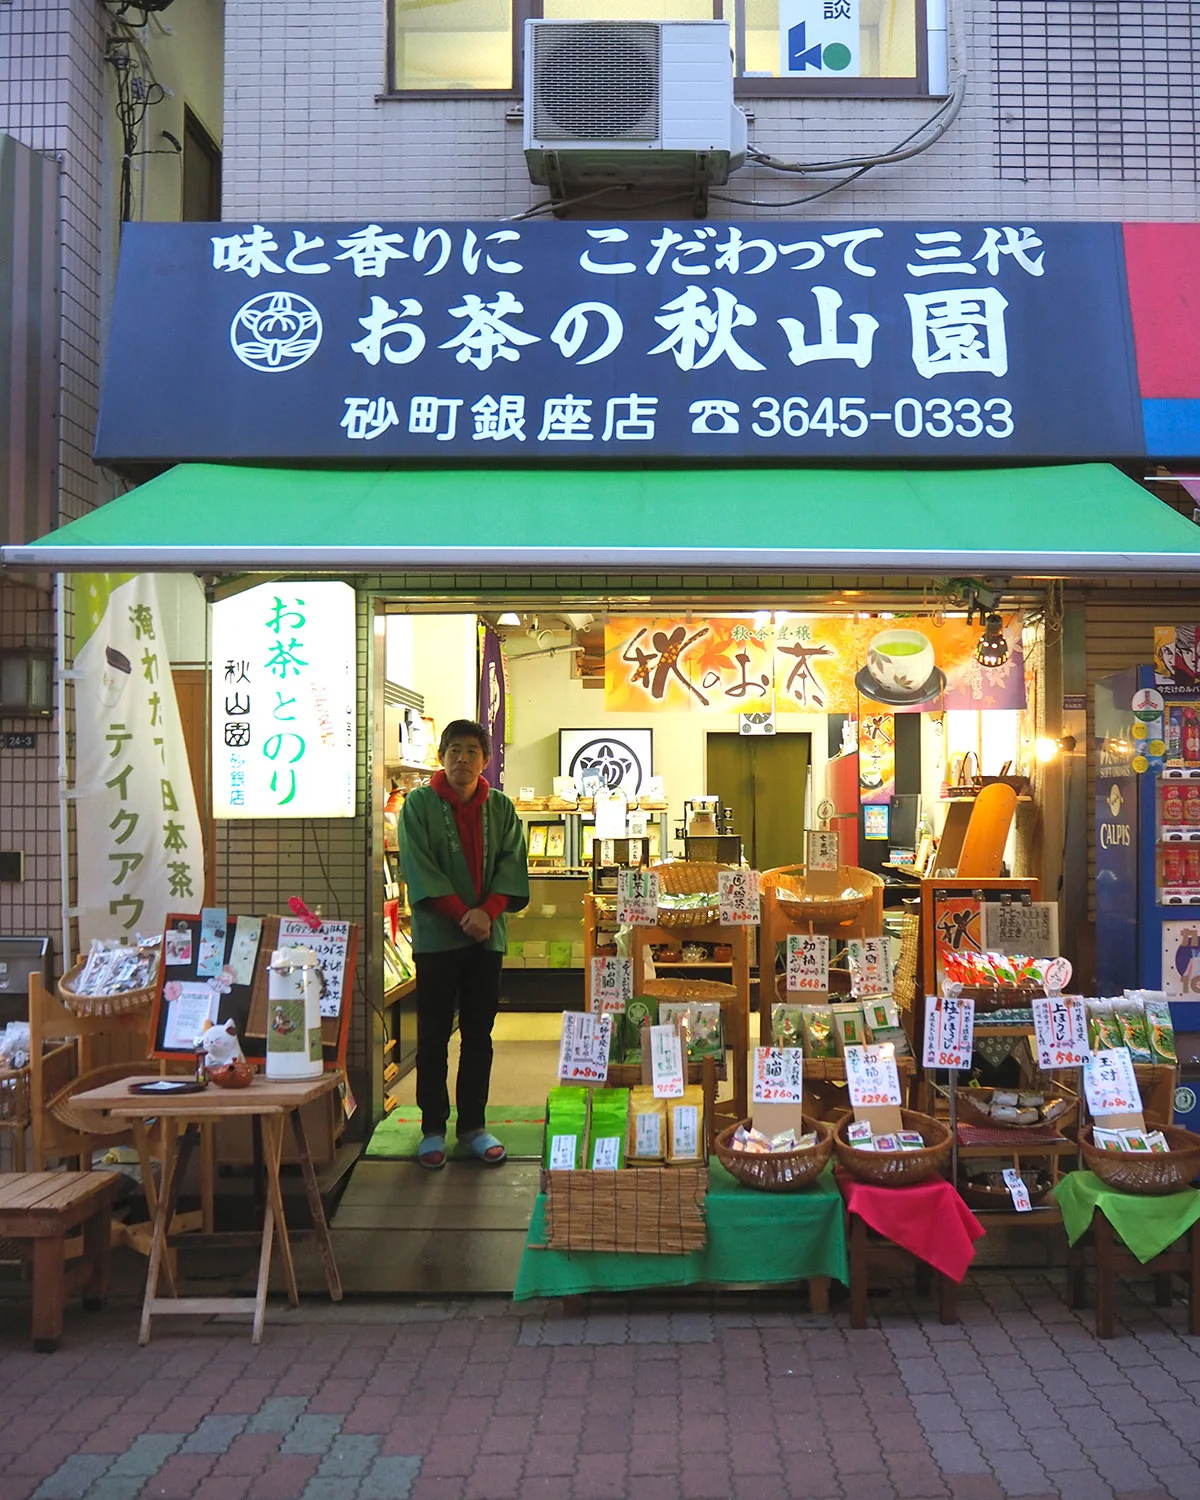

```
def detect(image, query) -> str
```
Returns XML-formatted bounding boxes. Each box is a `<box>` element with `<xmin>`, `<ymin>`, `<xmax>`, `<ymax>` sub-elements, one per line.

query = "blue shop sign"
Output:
<box><xmin>95</xmin><ymin>219</ymin><xmax>1144</xmax><ymax>464</ymax></box>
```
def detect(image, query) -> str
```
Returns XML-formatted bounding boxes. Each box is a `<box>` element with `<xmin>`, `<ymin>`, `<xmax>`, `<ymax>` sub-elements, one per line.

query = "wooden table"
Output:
<box><xmin>71</xmin><ymin>1074</ymin><xmax>343</xmax><ymax>1344</ymax></box>
<box><xmin>1068</xmin><ymin>1214</ymin><xmax>1200</xmax><ymax>1339</ymax></box>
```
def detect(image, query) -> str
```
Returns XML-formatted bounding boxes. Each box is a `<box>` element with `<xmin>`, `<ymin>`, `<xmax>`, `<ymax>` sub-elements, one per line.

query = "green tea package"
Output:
<box><xmin>589</xmin><ymin>1088</ymin><xmax>630</xmax><ymax>1170</ymax></box>
<box><xmin>667</xmin><ymin>1085</ymin><xmax>705</xmax><ymax>1164</ymax></box>
<box><xmin>861</xmin><ymin>998</ymin><xmax>912</xmax><ymax>1058</ymax></box>
<box><xmin>800</xmin><ymin>1005</ymin><xmax>835</xmax><ymax>1058</ymax></box>
<box><xmin>544</xmin><ymin>1085</ymin><xmax>590</xmax><ymax>1170</ymax></box>
<box><xmin>1086</xmin><ymin>1000</ymin><xmax>1123</xmax><ymax>1051</ymax></box>
<box><xmin>1111</xmin><ymin>996</ymin><xmax>1153</xmax><ymax>1063</ymax></box>
<box><xmin>657</xmin><ymin>1000</ymin><xmax>723</xmax><ymax>1061</ymax></box>
<box><xmin>1132</xmin><ymin>992</ymin><xmax>1178</xmax><ymax>1065</ymax></box>
<box><xmin>628</xmin><ymin>1085</ymin><xmax>667</xmax><ymax>1162</ymax></box>
<box><xmin>622</xmin><ymin>996</ymin><xmax>659</xmax><ymax>1064</ymax></box>
<box><xmin>771</xmin><ymin>1004</ymin><xmax>805</xmax><ymax>1049</ymax></box>
<box><xmin>832</xmin><ymin>1002</ymin><xmax>867</xmax><ymax>1054</ymax></box>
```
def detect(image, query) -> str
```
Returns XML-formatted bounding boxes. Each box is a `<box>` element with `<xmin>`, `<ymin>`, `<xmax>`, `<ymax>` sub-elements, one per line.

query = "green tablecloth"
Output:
<box><xmin>1053</xmin><ymin>1170</ymin><xmax>1200</xmax><ymax>1263</ymax></box>
<box><xmin>513</xmin><ymin>1159</ymin><xmax>848</xmax><ymax>1301</ymax></box>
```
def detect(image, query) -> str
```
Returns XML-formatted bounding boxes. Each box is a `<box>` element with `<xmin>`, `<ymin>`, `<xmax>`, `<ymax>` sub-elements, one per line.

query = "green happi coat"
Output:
<box><xmin>398</xmin><ymin>784</ymin><xmax>530</xmax><ymax>953</ymax></box>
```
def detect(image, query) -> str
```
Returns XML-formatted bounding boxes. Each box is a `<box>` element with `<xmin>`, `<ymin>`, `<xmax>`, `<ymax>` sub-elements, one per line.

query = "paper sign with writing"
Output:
<box><xmin>627</xmin><ymin>811</ymin><xmax>648</xmax><ymax>839</ymax></box>
<box><xmin>752</xmin><ymin>1046</ymin><xmax>804</xmax><ymax>1106</ymax></box>
<box><xmin>922</xmin><ymin>994</ymin><xmax>976</xmax><ymax>1070</ymax></box>
<box><xmin>1002</xmin><ymin>1167</ymin><xmax>1032</xmax><ymax>1212</ymax></box>
<box><xmin>979</xmin><ymin>901</ymin><xmax>1059</xmax><ymax>957</ymax></box>
<box><xmin>1084</xmin><ymin>1047</ymin><xmax>1141</xmax><ymax>1117</ymax></box>
<box><xmin>228</xmin><ymin>916</ymin><xmax>263</xmax><ymax>988</ymax></box>
<box><xmin>548</xmin><ymin>1135</ymin><xmax>577</xmax><ymax>1170</ymax></box>
<box><xmin>786</xmin><ymin>933</ymin><xmax>829</xmax><ymax>992</ymax></box>
<box><xmin>806</xmin><ymin>830</ymin><xmax>840</xmax><ymax>872</ymax></box>
<box><xmin>591</xmin><ymin>1137</ymin><xmax>621</xmax><ymax>1171</ymax></box>
<box><xmin>847</xmin><ymin>938</ymin><xmax>892</xmax><ymax>998</ymax></box>
<box><xmin>844</xmin><ymin>1043</ymin><xmax>903</xmax><ymax>1108</ymax></box>
<box><xmin>650</xmin><ymin>1023</ymin><xmax>685</xmax><ymax>1098</ymax></box>
<box><xmin>278</xmin><ymin>917</ymin><xmax>351</xmax><ymax>1017</ymax></box>
<box><xmin>672</xmin><ymin>1105</ymin><xmax>700</xmax><ymax>1158</ymax></box>
<box><xmin>589</xmin><ymin>955</ymin><xmax>633</xmax><ymax>1012</ymax></box>
<box><xmin>1042</xmin><ymin>956</ymin><xmax>1073</xmax><ymax>993</ymax></box>
<box><xmin>1031</xmin><ymin>995</ymin><xmax>1089</xmax><ymax>1070</ymax></box>
<box><xmin>617</xmin><ymin>868</ymin><xmax>659</xmax><ymax>925</ymax></box>
<box><xmin>558</xmin><ymin>1011</ymin><xmax>612</xmax><ymax>1083</ymax></box>
<box><xmin>162</xmin><ymin>981</ymin><xmax>218</xmax><ymax>1051</ymax></box>
<box><xmin>719</xmin><ymin>868</ymin><xmax>760</xmax><ymax>926</ymax></box>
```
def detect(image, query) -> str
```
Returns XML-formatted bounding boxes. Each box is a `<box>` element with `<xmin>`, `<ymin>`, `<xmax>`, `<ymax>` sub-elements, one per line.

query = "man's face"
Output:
<box><xmin>441</xmin><ymin>735</ymin><xmax>488</xmax><ymax>791</ymax></box>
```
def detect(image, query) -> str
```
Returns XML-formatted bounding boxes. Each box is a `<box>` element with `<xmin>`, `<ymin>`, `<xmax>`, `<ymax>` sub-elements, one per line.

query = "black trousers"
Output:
<box><xmin>414</xmin><ymin>945</ymin><xmax>503</xmax><ymax>1136</ymax></box>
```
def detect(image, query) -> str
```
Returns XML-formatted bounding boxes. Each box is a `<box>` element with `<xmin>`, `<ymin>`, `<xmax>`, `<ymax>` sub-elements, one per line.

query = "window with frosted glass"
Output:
<box><xmin>740</xmin><ymin>0</ymin><xmax>918</xmax><ymax>82</ymax></box>
<box><xmin>391</xmin><ymin>0</ymin><xmax>514</xmax><ymax>90</ymax></box>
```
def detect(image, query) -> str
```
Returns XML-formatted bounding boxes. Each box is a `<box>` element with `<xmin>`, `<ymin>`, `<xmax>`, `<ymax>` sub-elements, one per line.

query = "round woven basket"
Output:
<box><xmin>1079</xmin><ymin>1125</ymin><xmax>1200</xmax><ymax>1196</ymax></box>
<box><xmin>49</xmin><ymin>1062</ymin><xmax>164</xmax><ymax>1136</ymax></box>
<box><xmin>58</xmin><ymin>958</ymin><xmax>157</xmax><ymax>1018</ymax></box>
<box><xmin>715</xmin><ymin>1115</ymin><xmax>833</xmax><ymax>1192</ymax></box>
<box><xmin>834</xmin><ymin>1109</ymin><xmax>952</xmax><ymax>1186</ymax></box>
<box><xmin>605</xmin><ymin>976</ymin><xmax>735</xmax><ymax>1087</ymax></box>
<box><xmin>955</xmin><ymin>1086</ymin><xmax>1078</xmax><ymax>1133</ymax></box>
<box><xmin>652</xmin><ymin>860</ymin><xmax>729</xmax><ymax>929</ymax></box>
<box><xmin>761</xmin><ymin>865</ymin><xmax>884</xmax><ymax>927</ymax></box>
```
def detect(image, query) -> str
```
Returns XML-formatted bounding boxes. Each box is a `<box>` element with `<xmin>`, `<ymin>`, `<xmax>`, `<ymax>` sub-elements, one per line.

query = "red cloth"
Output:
<box><xmin>428</xmin><ymin>770</ymin><xmax>509</xmax><ymax>924</ymax></box>
<box><xmin>840</xmin><ymin>1174</ymin><xmax>985</xmax><ymax>1282</ymax></box>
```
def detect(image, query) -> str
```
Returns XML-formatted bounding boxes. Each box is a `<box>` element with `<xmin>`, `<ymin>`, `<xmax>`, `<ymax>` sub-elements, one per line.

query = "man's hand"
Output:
<box><xmin>460</xmin><ymin>907</ymin><xmax>492</xmax><ymax>942</ymax></box>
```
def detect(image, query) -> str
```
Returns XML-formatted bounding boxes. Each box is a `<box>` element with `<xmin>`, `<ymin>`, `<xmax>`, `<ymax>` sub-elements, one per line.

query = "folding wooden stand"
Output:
<box><xmin>1068</xmin><ymin>1214</ymin><xmax>1200</xmax><ymax>1339</ymax></box>
<box><xmin>847</xmin><ymin>1213</ymin><xmax>959</xmax><ymax>1329</ymax></box>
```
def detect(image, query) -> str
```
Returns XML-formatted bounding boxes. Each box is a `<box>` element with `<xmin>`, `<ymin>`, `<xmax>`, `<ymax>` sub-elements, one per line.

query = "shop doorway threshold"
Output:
<box><xmin>326</xmin><ymin>1158</ymin><xmax>540</xmax><ymax>1294</ymax></box>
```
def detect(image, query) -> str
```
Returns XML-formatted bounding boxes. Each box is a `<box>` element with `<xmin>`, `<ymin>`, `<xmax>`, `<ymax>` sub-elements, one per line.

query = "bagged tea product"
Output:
<box><xmin>628</xmin><ymin>1085</ymin><xmax>667</xmax><ymax>1162</ymax></box>
<box><xmin>589</xmin><ymin>1088</ymin><xmax>630</xmax><ymax>1170</ymax></box>
<box><xmin>667</xmin><ymin>1084</ymin><xmax>705</xmax><ymax>1163</ymax></box>
<box><xmin>832</xmin><ymin>1003</ymin><xmax>866</xmax><ymax>1054</ymax></box>
<box><xmin>800</xmin><ymin>1005</ymin><xmax>836</xmax><ymax>1058</ymax></box>
<box><xmin>622</xmin><ymin>996</ymin><xmax>659</xmax><ymax>1064</ymax></box>
<box><xmin>1086</xmin><ymin>1000</ymin><xmax>1123</xmax><ymax>1052</ymax></box>
<box><xmin>1111</xmin><ymin>996</ymin><xmax>1153</xmax><ymax>1064</ymax></box>
<box><xmin>658</xmin><ymin>1000</ymin><xmax>722</xmax><ymax>1061</ymax></box>
<box><xmin>771</xmin><ymin>1004</ymin><xmax>805</xmax><ymax>1048</ymax></box>
<box><xmin>544</xmin><ymin>1085</ymin><xmax>590</xmax><ymax>1170</ymax></box>
<box><xmin>1142</xmin><ymin>995</ymin><xmax>1178</xmax><ymax>1065</ymax></box>
<box><xmin>860</xmin><ymin>997</ymin><xmax>912</xmax><ymax>1058</ymax></box>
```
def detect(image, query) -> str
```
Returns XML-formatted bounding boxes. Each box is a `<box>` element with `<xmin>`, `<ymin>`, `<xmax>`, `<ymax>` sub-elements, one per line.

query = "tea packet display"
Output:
<box><xmin>1130</xmin><ymin>992</ymin><xmax>1178</xmax><ymax>1065</ymax></box>
<box><xmin>628</xmin><ymin>1086</ymin><xmax>667</xmax><ymax>1162</ymax></box>
<box><xmin>622</xmin><ymin>996</ymin><xmax>659</xmax><ymax>1065</ymax></box>
<box><xmin>544</xmin><ymin>1085</ymin><xmax>590</xmax><ymax>1170</ymax></box>
<box><xmin>770</xmin><ymin>1004</ymin><xmax>805</xmax><ymax>1049</ymax></box>
<box><xmin>589</xmin><ymin>1088</ymin><xmax>630</xmax><ymax>1170</ymax></box>
<box><xmin>801</xmin><ymin>1005</ymin><xmax>836</xmax><ymax>1058</ymax></box>
<box><xmin>667</xmin><ymin>1085</ymin><xmax>705</xmax><ymax>1163</ymax></box>
<box><xmin>860</xmin><ymin>997</ymin><xmax>912</xmax><ymax>1058</ymax></box>
<box><xmin>1086</xmin><ymin>1000</ymin><xmax>1124</xmax><ymax>1052</ymax></box>
<box><xmin>1110</xmin><ymin>996</ymin><xmax>1153</xmax><ymax>1064</ymax></box>
<box><xmin>658</xmin><ymin>1001</ymin><xmax>724</xmax><ymax>1062</ymax></box>
<box><xmin>831</xmin><ymin>1003</ymin><xmax>867</xmax><ymax>1054</ymax></box>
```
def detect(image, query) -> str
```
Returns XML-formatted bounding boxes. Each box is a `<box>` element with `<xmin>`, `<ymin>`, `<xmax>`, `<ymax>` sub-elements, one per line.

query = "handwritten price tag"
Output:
<box><xmin>719</xmin><ymin>869</ymin><xmax>761</xmax><ymax>926</ymax></box>
<box><xmin>844</xmin><ymin>1044</ymin><xmax>903</xmax><ymax>1108</ymax></box>
<box><xmin>786</xmin><ymin>933</ymin><xmax>829</xmax><ymax>992</ymax></box>
<box><xmin>847</xmin><ymin>938</ymin><xmax>892</xmax><ymax>998</ymax></box>
<box><xmin>1003</xmin><ymin>1168</ymin><xmax>1032</xmax><ymax>1212</ymax></box>
<box><xmin>922</xmin><ymin>995</ymin><xmax>976</xmax><ymax>1070</ymax></box>
<box><xmin>557</xmin><ymin>1011</ymin><xmax>612</xmax><ymax>1084</ymax></box>
<box><xmin>650</xmin><ymin>1023</ymin><xmax>685</xmax><ymax>1098</ymax></box>
<box><xmin>752</xmin><ymin>1046</ymin><xmax>804</xmax><ymax>1106</ymax></box>
<box><xmin>617</xmin><ymin>868</ymin><xmax>659</xmax><ymax>925</ymax></box>
<box><xmin>806</xmin><ymin>830</ymin><xmax>840</xmax><ymax>872</ymax></box>
<box><xmin>1031</xmin><ymin>996</ymin><xmax>1089</xmax><ymax>1070</ymax></box>
<box><xmin>1084</xmin><ymin>1047</ymin><xmax>1141</xmax><ymax>1117</ymax></box>
<box><xmin>589</xmin><ymin>956</ymin><xmax>632</xmax><ymax>1013</ymax></box>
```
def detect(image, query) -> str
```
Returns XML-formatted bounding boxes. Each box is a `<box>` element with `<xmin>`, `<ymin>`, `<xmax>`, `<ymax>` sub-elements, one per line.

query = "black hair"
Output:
<box><xmin>439</xmin><ymin>719</ymin><xmax>491</xmax><ymax>759</ymax></box>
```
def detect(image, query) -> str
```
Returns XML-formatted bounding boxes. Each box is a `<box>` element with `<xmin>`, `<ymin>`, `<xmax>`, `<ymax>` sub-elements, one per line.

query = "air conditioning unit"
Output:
<box><xmin>523</xmin><ymin>19</ymin><xmax>747</xmax><ymax>210</ymax></box>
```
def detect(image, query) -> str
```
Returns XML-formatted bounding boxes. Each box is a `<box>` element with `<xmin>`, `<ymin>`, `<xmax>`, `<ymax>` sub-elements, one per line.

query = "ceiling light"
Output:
<box><xmin>497</xmin><ymin>612</ymin><xmax>521</xmax><ymax>626</ymax></box>
<box><xmin>975</xmin><ymin>613</ymin><xmax>1010</xmax><ymax>668</ymax></box>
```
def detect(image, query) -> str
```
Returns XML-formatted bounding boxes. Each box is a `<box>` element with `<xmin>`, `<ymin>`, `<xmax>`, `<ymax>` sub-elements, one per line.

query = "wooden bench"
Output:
<box><xmin>0</xmin><ymin>1172</ymin><xmax>120</xmax><ymax>1350</ymax></box>
<box><xmin>1068</xmin><ymin>1213</ymin><xmax>1200</xmax><ymax>1340</ymax></box>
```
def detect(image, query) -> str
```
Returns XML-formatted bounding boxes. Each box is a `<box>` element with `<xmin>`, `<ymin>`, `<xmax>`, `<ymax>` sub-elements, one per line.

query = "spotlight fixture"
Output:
<box><xmin>975</xmin><ymin>612</ymin><xmax>1009</xmax><ymax>668</ymax></box>
<box><xmin>497</xmin><ymin>612</ymin><xmax>521</xmax><ymax>626</ymax></box>
<box><xmin>1035</xmin><ymin>734</ymin><xmax>1078</xmax><ymax>763</ymax></box>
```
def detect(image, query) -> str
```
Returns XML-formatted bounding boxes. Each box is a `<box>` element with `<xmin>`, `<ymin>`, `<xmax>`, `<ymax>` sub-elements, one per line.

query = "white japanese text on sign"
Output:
<box><xmin>786</xmin><ymin>933</ymin><xmax>829</xmax><ymax>992</ymax></box>
<box><xmin>752</xmin><ymin>1046</ymin><xmax>804</xmax><ymax>1105</ymax></box>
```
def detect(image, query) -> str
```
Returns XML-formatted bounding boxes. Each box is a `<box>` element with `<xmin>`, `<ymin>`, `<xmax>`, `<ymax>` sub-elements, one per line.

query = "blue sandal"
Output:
<box><xmin>418</xmin><ymin>1134</ymin><xmax>446</xmax><ymax>1171</ymax></box>
<box><xmin>461</xmin><ymin>1130</ymin><xmax>506</xmax><ymax>1165</ymax></box>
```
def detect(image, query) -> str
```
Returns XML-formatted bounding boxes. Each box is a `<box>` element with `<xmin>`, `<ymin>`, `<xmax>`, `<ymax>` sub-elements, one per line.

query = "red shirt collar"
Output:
<box><xmin>431</xmin><ymin>768</ymin><xmax>490</xmax><ymax>806</ymax></box>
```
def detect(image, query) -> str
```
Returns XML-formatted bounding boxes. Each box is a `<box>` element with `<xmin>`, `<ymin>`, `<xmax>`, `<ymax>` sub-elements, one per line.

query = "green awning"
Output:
<box><xmin>4</xmin><ymin>462</ymin><xmax>1198</xmax><ymax>575</ymax></box>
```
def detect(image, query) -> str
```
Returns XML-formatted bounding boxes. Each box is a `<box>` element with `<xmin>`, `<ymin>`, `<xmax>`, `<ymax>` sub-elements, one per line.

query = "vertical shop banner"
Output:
<box><xmin>477</xmin><ymin>623</ymin><xmax>507</xmax><ymax>787</ymax></box>
<box><xmin>932</xmin><ymin>892</ymin><xmax>983</xmax><ymax>992</ymax></box>
<box><xmin>604</xmin><ymin>615</ymin><xmax>1024</xmax><ymax>714</ymax></box>
<box><xmin>211</xmin><ymin>581</ymin><xmax>356</xmax><ymax>819</ymax></box>
<box><xmin>858</xmin><ymin>713</ymin><xmax>895</xmax><ymax>804</ymax></box>
<box><xmin>73</xmin><ymin>575</ymin><xmax>205</xmax><ymax>944</ymax></box>
<box><xmin>779</xmin><ymin>0</ymin><xmax>859</xmax><ymax>79</ymax></box>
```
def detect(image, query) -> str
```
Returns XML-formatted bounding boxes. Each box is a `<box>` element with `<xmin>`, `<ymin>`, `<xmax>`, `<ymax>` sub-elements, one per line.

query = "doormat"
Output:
<box><xmin>365</xmin><ymin>1106</ymin><xmax>547</xmax><ymax>1161</ymax></box>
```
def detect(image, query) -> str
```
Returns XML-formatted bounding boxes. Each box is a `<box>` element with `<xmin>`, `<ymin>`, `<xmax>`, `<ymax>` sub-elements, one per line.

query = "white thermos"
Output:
<box><xmin>266</xmin><ymin>946</ymin><xmax>324</xmax><ymax>1080</ymax></box>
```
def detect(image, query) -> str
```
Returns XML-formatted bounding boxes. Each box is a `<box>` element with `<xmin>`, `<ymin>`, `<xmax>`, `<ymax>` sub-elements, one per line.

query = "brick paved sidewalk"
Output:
<box><xmin>1</xmin><ymin>1270</ymin><xmax>1198</xmax><ymax>1500</ymax></box>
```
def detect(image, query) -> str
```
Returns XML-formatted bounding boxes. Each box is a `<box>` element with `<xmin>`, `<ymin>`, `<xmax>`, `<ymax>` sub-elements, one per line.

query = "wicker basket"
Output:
<box><xmin>1079</xmin><ymin>1125</ymin><xmax>1200</xmax><ymax>1196</ymax></box>
<box><xmin>714</xmin><ymin>1115</ymin><xmax>833</xmax><ymax>1192</ymax></box>
<box><xmin>605</xmin><ymin>976</ymin><xmax>733</xmax><ymax>1086</ymax></box>
<box><xmin>834</xmin><ymin>1109</ymin><xmax>953</xmax><ymax>1186</ymax></box>
<box><xmin>49</xmin><ymin>1062</ymin><xmax>164</xmax><ymax>1135</ymax></box>
<box><xmin>0</xmin><ymin>1041</ymin><xmax>75</xmax><ymax>1127</ymax></box>
<box><xmin>954</xmin><ymin>983</ymin><xmax>1043</xmax><ymax>1013</ymax></box>
<box><xmin>761</xmin><ymin>865</ymin><xmax>884</xmax><ymax>927</ymax></box>
<box><xmin>542</xmin><ymin>1163</ymin><xmax>707</xmax><ymax>1253</ymax></box>
<box><xmin>652</xmin><ymin>860</ymin><xmax>728</xmax><ymax>929</ymax></box>
<box><xmin>58</xmin><ymin>958</ymin><xmax>158</xmax><ymax>1018</ymax></box>
<box><xmin>955</xmin><ymin>1086</ymin><xmax>1078</xmax><ymax>1133</ymax></box>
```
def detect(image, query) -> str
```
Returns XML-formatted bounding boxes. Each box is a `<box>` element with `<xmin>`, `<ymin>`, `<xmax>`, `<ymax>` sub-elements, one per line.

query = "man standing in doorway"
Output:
<box><xmin>398</xmin><ymin>720</ymin><xmax>529</xmax><ymax>1170</ymax></box>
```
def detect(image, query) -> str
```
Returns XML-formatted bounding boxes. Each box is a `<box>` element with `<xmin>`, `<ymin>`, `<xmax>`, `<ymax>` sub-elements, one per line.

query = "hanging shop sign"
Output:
<box><xmin>96</xmin><ymin>219</ymin><xmax>1200</xmax><ymax>465</ymax></box>
<box><xmin>210</xmin><ymin>581</ymin><xmax>356</xmax><ymax>819</ymax></box>
<box><xmin>74</xmin><ymin>575</ymin><xmax>205</xmax><ymax>944</ymax></box>
<box><xmin>604</xmin><ymin>614</ymin><xmax>1024</xmax><ymax>714</ymax></box>
<box><xmin>779</xmin><ymin>0</ymin><xmax>859</xmax><ymax>78</ymax></box>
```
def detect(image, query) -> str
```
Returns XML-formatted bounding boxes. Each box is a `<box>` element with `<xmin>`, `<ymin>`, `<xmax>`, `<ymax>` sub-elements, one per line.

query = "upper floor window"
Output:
<box><xmin>387</xmin><ymin>0</ymin><xmax>927</xmax><ymax>96</ymax></box>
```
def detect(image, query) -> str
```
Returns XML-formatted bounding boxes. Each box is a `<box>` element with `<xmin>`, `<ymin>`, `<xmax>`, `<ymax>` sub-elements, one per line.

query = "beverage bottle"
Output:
<box><xmin>1186</xmin><ymin>785</ymin><xmax>1200</xmax><ymax>825</ymax></box>
<box><xmin>1168</xmin><ymin>706</ymin><xmax>1184</xmax><ymax>759</ymax></box>
<box><xmin>1184</xmin><ymin>708</ymin><xmax>1200</xmax><ymax>763</ymax></box>
<box><xmin>1163</xmin><ymin>784</ymin><xmax>1184</xmax><ymax>825</ymax></box>
<box><xmin>1186</xmin><ymin>847</ymin><xmax>1200</xmax><ymax>887</ymax></box>
<box><xmin>1164</xmin><ymin>847</ymin><xmax>1184</xmax><ymax>885</ymax></box>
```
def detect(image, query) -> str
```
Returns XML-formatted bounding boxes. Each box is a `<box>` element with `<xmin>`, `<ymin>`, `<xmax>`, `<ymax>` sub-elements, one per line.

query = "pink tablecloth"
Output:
<box><xmin>840</xmin><ymin>1174</ymin><xmax>986</xmax><ymax>1282</ymax></box>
